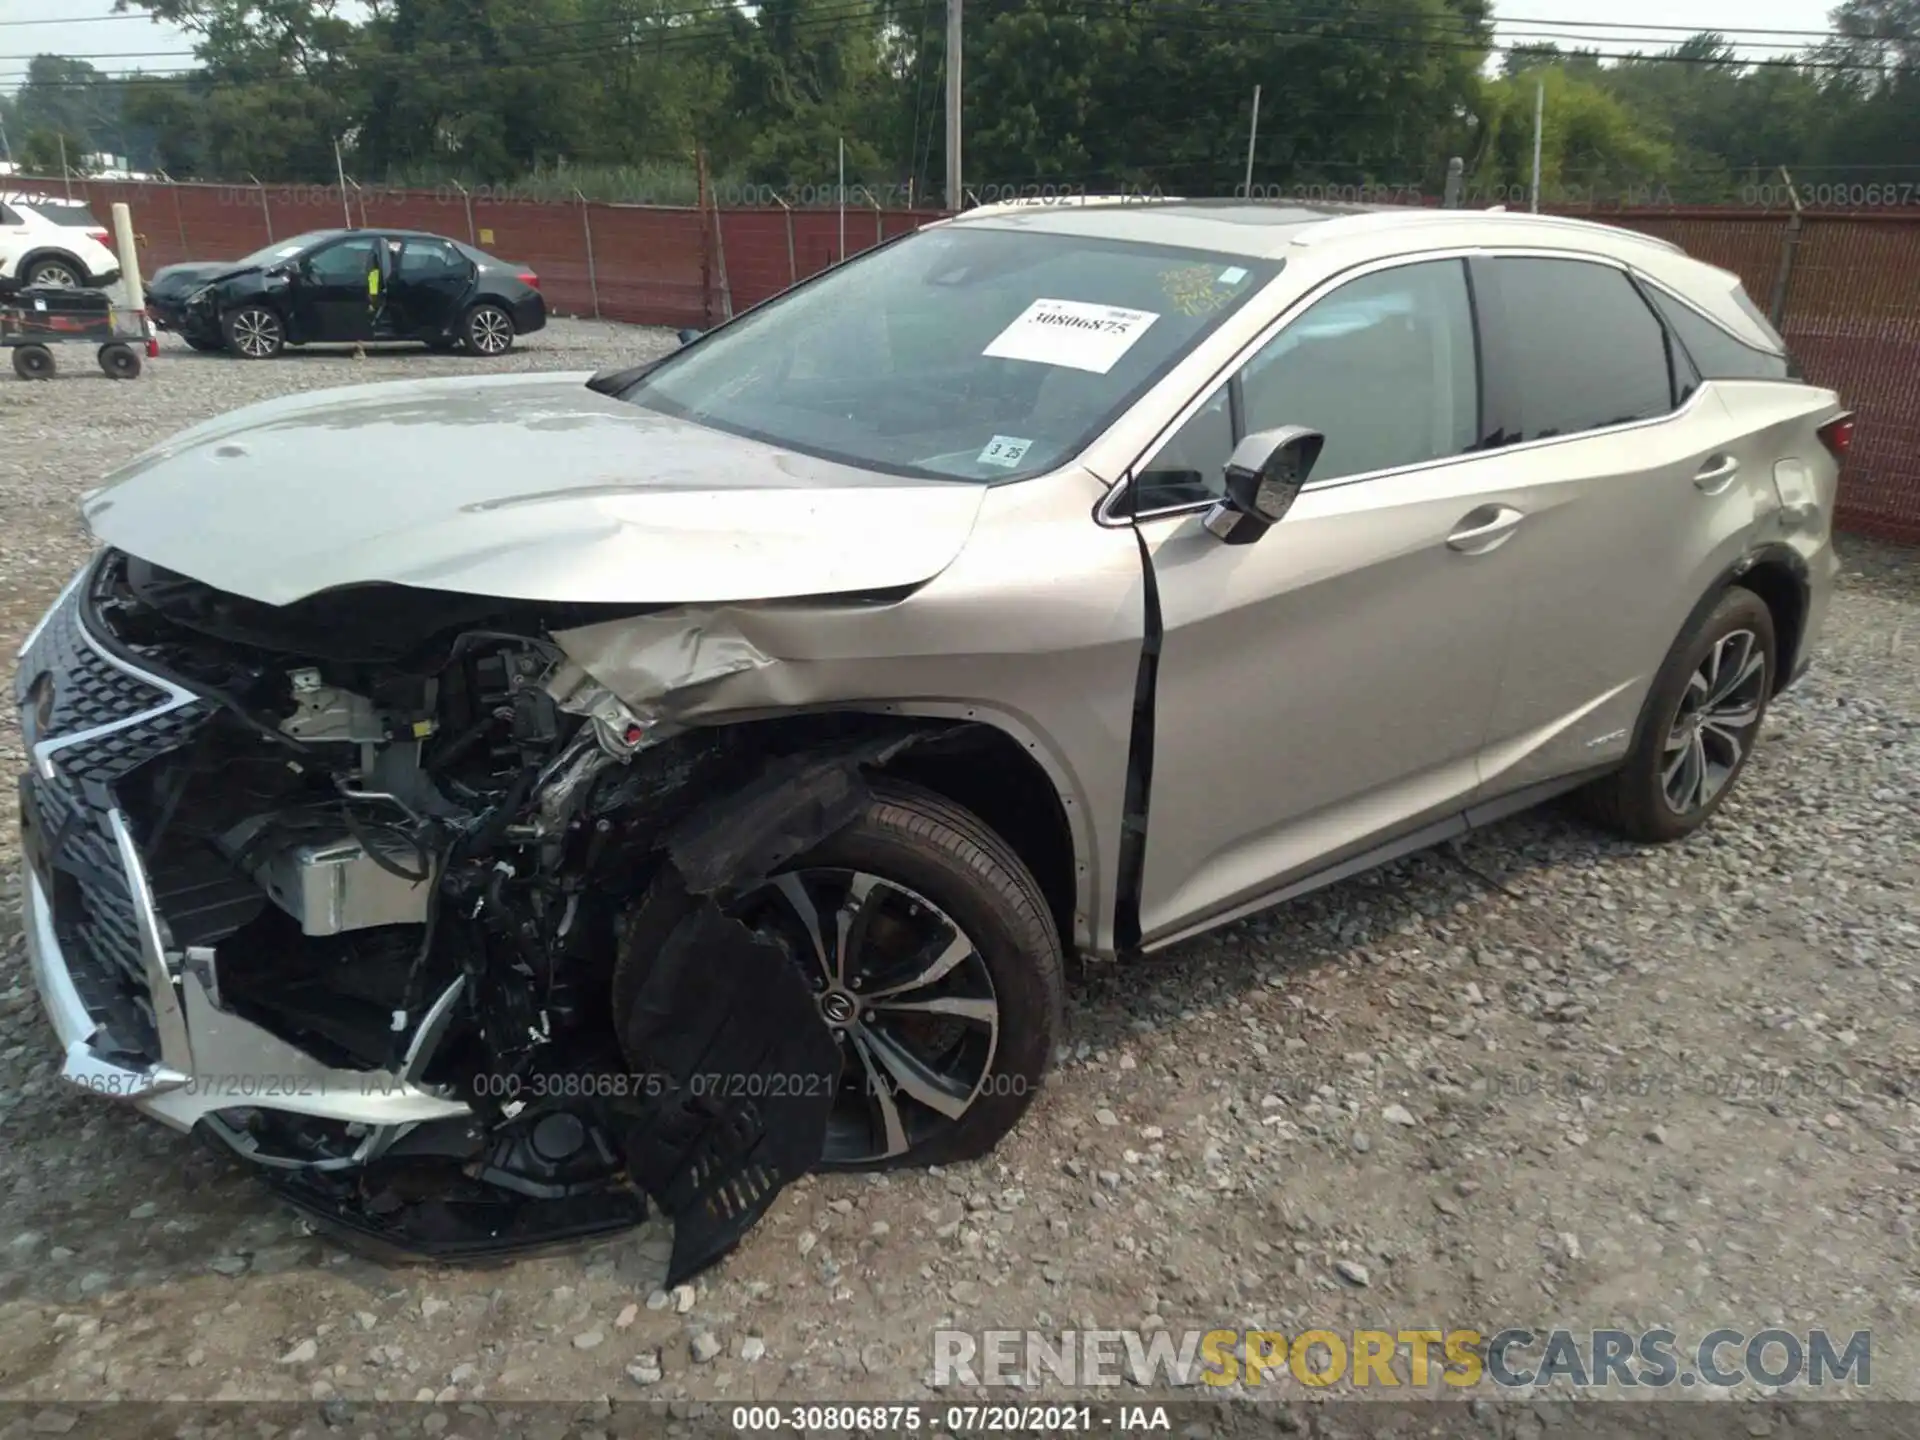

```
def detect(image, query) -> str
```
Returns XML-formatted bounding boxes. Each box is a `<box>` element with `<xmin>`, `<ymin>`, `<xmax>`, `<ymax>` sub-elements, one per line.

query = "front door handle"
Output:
<box><xmin>1446</xmin><ymin>505</ymin><xmax>1525</xmax><ymax>554</ymax></box>
<box><xmin>1693</xmin><ymin>455</ymin><xmax>1741</xmax><ymax>494</ymax></box>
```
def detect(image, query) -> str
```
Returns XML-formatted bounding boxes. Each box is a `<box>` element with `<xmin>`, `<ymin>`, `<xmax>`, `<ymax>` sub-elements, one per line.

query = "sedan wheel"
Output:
<box><xmin>24</xmin><ymin>258</ymin><xmax>81</xmax><ymax>288</ymax></box>
<box><xmin>465</xmin><ymin>304</ymin><xmax>514</xmax><ymax>356</ymax></box>
<box><xmin>222</xmin><ymin>306</ymin><xmax>285</xmax><ymax>360</ymax></box>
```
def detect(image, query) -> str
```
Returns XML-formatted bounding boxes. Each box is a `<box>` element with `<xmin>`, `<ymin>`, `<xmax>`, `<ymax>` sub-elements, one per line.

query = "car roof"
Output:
<box><xmin>937</xmin><ymin>196</ymin><xmax>1778</xmax><ymax>350</ymax></box>
<box><xmin>942</xmin><ymin>197</ymin><xmax>1685</xmax><ymax>263</ymax></box>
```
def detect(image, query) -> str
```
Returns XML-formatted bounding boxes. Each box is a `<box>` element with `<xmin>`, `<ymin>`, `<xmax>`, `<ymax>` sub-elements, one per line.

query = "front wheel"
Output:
<box><xmin>463</xmin><ymin>303</ymin><xmax>514</xmax><ymax>356</ymax></box>
<box><xmin>613</xmin><ymin>779</ymin><xmax>1064</xmax><ymax>1171</ymax></box>
<box><xmin>1577</xmin><ymin>586</ymin><xmax>1776</xmax><ymax>843</ymax></box>
<box><xmin>222</xmin><ymin>305</ymin><xmax>285</xmax><ymax>359</ymax></box>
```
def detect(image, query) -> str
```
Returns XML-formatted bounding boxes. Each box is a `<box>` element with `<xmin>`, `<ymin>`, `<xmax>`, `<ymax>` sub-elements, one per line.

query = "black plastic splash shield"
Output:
<box><xmin>613</xmin><ymin>904</ymin><xmax>842</xmax><ymax>1285</ymax></box>
<box><xmin>251</xmin><ymin>1158</ymin><xmax>651</xmax><ymax>1264</ymax></box>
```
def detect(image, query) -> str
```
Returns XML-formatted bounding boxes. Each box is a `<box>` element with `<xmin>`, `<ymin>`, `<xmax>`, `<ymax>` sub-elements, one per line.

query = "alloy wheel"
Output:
<box><xmin>469</xmin><ymin>308</ymin><xmax>512</xmax><ymax>355</ymax></box>
<box><xmin>231</xmin><ymin>309</ymin><xmax>282</xmax><ymax>359</ymax></box>
<box><xmin>29</xmin><ymin>262</ymin><xmax>80</xmax><ymax>288</ymax></box>
<box><xmin>735</xmin><ymin>868</ymin><xmax>1000</xmax><ymax>1165</ymax></box>
<box><xmin>1661</xmin><ymin>628</ymin><xmax>1767</xmax><ymax>815</ymax></box>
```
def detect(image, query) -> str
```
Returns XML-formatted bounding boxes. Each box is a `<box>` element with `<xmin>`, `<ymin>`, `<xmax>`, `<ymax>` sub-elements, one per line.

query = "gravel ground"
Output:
<box><xmin>0</xmin><ymin>319</ymin><xmax>1917</xmax><ymax>1411</ymax></box>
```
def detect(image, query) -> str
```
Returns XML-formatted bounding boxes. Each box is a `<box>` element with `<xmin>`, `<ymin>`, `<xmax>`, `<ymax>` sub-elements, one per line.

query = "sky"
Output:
<box><xmin>0</xmin><ymin>0</ymin><xmax>1848</xmax><ymax>96</ymax></box>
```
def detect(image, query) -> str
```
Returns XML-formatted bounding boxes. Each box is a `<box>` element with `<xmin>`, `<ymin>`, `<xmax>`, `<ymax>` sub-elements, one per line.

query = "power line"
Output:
<box><xmin>0</xmin><ymin>9</ymin><xmax>160</xmax><ymax>25</ymax></box>
<box><xmin>0</xmin><ymin>0</ymin><xmax>1892</xmax><ymax>91</ymax></box>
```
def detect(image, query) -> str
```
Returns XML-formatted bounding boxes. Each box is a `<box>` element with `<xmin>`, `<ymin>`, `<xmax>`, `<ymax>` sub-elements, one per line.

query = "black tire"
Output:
<box><xmin>612</xmin><ymin>777</ymin><xmax>1064</xmax><ymax>1173</ymax></box>
<box><xmin>12</xmin><ymin>344</ymin><xmax>54</xmax><ymax>381</ymax></box>
<box><xmin>23</xmin><ymin>256</ymin><xmax>83</xmax><ymax>289</ymax></box>
<box><xmin>463</xmin><ymin>302</ymin><xmax>515</xmax><ymax>356</ymax></box>
<box><xmin>1577</xmin><ymin>586</ymin><xmax>1776</xmax><ymax>843</ymax></box>
<box><xmin>221</xmin><ymin>305</ymin><xmax>285</xmax><ymax>359</ymax></box>
<box><xmin>98</xmin><ymin>342</ymin><xmax>142</xmax><ymax>380</ymax></box>
<box><xmin>183</xmin><ymin>335</ymin><xmax>226</xmax><ymax>354</ymax></box>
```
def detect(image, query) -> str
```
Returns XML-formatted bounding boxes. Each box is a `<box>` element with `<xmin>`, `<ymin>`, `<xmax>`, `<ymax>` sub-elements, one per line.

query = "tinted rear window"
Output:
<box><xmin>1493</xmin><ymin>258</ymin><xmax>1674</xmax><ymax>441</ymax></box>
<box><xmin>1646</xmin><ymin>286</ymin><xmax>1791</xmax><ymax>382</ymax></box>
<box><xmin>37</xmin><ymin>205</ymin><xmax>103</xmax><ymax>228</ymax></box>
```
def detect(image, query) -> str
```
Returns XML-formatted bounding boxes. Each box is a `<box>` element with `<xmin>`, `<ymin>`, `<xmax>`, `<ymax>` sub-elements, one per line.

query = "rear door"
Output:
<box><xmin>1470</xmin><ymin>254</ymin><xmax>1776</xmax><ymax>794</ymax></box>
<box><xmin>390</xmin><ymin>236</ymin><xmax>475</xmax><ymax>337</ymax></box>
<box><xmin>291</xmin><ymin>234</ymin><xmax>382</xmax><ymax>342</ymax></box>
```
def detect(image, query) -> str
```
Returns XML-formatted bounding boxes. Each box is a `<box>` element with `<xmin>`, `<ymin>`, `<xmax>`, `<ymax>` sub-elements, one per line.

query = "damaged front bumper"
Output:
<box><xmin>13</xmin><ymin>556</ymin><xmax>848</xmax><ymax>1283</ymax></box>
<box><xmin>16</xmin><ymin>572</ymin><xmax>473</xmax><ymax>1145</ymax></box>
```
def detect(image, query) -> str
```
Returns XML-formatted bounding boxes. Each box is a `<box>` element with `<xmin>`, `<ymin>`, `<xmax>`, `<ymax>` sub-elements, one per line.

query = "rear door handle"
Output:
<box><xmin>1694</xmin><ymin>456</ymin><xmax>1741</xmax><ymax>494</ymax></box>
<box><xmin>1446</xmin><ymin>505</ymin><xmax>1525</xmax><ymax>554</ymax></box>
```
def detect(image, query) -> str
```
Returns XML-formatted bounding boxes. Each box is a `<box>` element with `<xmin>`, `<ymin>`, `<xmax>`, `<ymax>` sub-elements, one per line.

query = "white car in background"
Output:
<box><xmin>0</xmin><ymin>194</ymin><xmax>122</xmax><ymax>290</ymax></box>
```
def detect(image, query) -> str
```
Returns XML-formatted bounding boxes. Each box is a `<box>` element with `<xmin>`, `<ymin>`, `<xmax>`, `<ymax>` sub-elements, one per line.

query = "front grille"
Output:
<box><xmin>15</xmin><ymin>573</ymin><xmax>169</xmax><ymax>740</ymax></box>
<box><xmin>16</xmin><ymin>565</ymin><xmax>213</xmax><ymax>1063</ymax></box>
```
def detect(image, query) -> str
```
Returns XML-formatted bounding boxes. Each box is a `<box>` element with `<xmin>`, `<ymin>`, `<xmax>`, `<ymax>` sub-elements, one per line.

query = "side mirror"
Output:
<box><xmin>1203</xmin><ymin>426</ymin><xmax>1325</xmax><ymax>545</ymax></box>
<box><xmin>676</xmin><ymin>327</ymin><xmax>703</xmax><ymax>346</ymax></box>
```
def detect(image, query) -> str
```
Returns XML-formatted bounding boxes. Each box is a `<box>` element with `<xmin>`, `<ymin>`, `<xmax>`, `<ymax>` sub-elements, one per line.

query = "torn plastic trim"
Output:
<box><xmin>611</xmin><ymin>728</ymin><xmax>959</xmax><ymax>1280</ymax></box>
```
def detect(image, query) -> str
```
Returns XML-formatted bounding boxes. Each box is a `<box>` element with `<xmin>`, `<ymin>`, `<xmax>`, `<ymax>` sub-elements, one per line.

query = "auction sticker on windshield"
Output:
<box><xmin>983</xmin><ymin>298</ymin><xmax>1160</xmax><ymax>374</ymax></box>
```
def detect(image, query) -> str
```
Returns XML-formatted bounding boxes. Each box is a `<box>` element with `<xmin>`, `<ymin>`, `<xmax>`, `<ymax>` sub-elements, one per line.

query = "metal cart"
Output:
<box><xmin>2</xmin><ymin>288</ymin><xmax>158</xmax><ymax>380</ymax></box>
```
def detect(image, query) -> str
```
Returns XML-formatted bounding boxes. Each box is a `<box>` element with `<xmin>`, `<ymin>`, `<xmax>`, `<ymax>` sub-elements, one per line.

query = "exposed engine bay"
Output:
<box><xmin>19</xmin><ymin>549</ymin><xmax>968</xmax><ymax>1282</ymax></box>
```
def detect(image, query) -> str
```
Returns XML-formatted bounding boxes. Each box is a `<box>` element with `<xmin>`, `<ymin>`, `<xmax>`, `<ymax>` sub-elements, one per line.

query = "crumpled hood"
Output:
<box><xmin>146</xmin><ymin>261</ymin><xmax>243</xmax><ymax>299</ymax></box>
<box><xmin>81</xmin><ymin>372</ymin><xmax>989</xmax><ymax>607</ymax></box>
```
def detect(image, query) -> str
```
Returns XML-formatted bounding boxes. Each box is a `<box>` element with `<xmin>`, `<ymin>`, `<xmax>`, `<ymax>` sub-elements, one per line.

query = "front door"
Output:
<box><xmin>1130</xmin><ymin>257</ymin><xmax>1523</xmax><ymax>946</ymax></box>
<box><xmin>291</xmin><ymin>234</ymin><xmax>383</xmax><ymax>343</ymax></box>
<box><xmin>390</xmin><ymin>236</ymin><xmax>475</xmax><ymax>338</ymax></box>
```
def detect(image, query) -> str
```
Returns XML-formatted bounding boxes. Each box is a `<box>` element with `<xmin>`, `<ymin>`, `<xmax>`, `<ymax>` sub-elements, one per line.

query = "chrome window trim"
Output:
<box><xmin>1096</xmin><ymin>245</ymin><xmax>1698</xmax><ymax>527</ymax></box>
<box><xmin>1634</xmin><ymin>271</ymin><xmax>1793</xmax><ymax>363</ymax></box>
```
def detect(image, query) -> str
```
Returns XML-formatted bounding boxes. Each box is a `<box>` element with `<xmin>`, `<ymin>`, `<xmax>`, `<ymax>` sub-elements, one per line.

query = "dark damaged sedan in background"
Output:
<box><xmin>145</xmin><ymin>227</ymin><xmax>545</xmax><ymax>359</ymax></box>
<box><xmin>14</xmin><ymin>200</ymin><xmax>1842</xmax><ymax>1280</ymax></box>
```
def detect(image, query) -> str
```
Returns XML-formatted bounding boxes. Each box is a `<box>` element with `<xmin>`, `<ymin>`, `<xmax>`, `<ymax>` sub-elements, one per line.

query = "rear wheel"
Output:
<box><xmin>463</xmin><ymin>303</ymin><xmax>514</xmax><ymax>356</ymax></box>
<box><xmin>23</xmin><ymin>256</ymin><xmax>82</xmax><ymax>288</ymax></box>
<box><xmin>1578</xmin><ymin>587</ymin><xmax>1776</xmax><ymax>843</ymax></box>
<box><xmin>612</xmin><ymin>779</ymin><xmax>1064</xmax><ymax>1171</ymax></box>
<box><xmin>222</xmin><ymin>305</ymin><xmax>285</xmax><ymax>359</ymax></box>
<box><xmin>12</xmin><ymin>344</ymin><xmax>55</xmax><ymax>380</ymax></box>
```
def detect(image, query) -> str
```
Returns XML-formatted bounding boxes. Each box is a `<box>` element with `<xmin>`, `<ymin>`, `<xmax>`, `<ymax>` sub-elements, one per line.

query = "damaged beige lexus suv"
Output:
<box><xmin>15</xmin><ymin>200</ymin><xmax>1847</xmax><ymax>1280</ymax></box>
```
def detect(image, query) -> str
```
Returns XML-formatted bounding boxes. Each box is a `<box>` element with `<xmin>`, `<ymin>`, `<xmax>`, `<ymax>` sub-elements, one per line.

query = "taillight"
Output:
<box><xmin>88</xmin><ymin>229</ymin><xmax>111</xmax><ymax>245</ymax></box>
<box><xmin>518</xmin><ymin>270</ymin><xmax>540</xmax><ymax>290</ymax></box>
<box><xmin>1817</xmin><ymin>413</ymin><xmax>1855</xmax><ymax>463</ymax></box>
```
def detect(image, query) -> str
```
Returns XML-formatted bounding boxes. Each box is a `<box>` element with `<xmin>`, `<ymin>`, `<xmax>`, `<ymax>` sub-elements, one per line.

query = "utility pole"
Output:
<box><xmin>334</xmin><ymin>135</ymin><xmax>352</xmax><ymax>228</ymax></box>
<box><xmin>1242</xmin><ymin>85</ymin><xmax>1260</xmax><ymax>198</ymax></box>
<box><xmin>944</xmin><ymin>0</ymin><xmax>963</xmax><ymax>211</ymax></box>
<box><xmin>1530</xmin><ymin>79</ymin><xmax>1545</xmax><ymax>213</ymax></box>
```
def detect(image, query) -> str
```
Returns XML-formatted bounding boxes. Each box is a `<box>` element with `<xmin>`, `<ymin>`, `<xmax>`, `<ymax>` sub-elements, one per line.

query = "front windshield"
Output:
<box><xmin>620</xmin><ymin>225</ymin><xmax>1280</xmax><ymax>482</ymax></box>
<box><xmin>236</xmin><ymin>232</ymin><xmax>336</xmax><ymax>267</ymax></box>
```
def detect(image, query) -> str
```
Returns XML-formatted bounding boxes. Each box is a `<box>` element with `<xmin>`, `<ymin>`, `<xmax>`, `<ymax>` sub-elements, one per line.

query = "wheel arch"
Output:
<box><xmin>1623</xmin><ymin>543</ymin><xmax>1808</xmax><ymax>762</ymax></box>
<box><xmin>672</xmin><ymin>709</ymin><xmax>1086</xmax><ymax>962</ymax></box>
<box><xmin>1728</xmin><ymin>545</ymin><xmax>1810</xmax><ymax>697</ymax></box>
<box><xmin>16</xmin><ymin>247</ymin><xmax>86</xmax><ymax>283</ymax></box>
